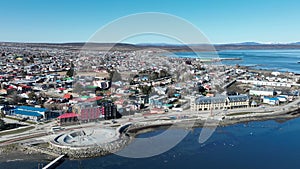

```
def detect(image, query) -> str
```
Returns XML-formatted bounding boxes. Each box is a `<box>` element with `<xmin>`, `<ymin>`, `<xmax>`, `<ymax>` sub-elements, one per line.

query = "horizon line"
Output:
<box><xmin>1</xmin><ymin>41</ymin><xmax>300</xmax><ymax>45</ymax></box>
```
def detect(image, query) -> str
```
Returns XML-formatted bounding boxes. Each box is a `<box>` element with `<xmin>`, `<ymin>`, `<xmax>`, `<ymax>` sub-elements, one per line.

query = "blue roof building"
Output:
<box><xmin>14</xmin><ymin>109</ymin><xmax>42</xmax><ymax>117</ymax></box>
<box><xmin>263</xmin><ymin>96</ymin><xmax>279</xmax><ymax>105</ymax></box>
<box><xmin>13</xmin><ymin>106</ymin><xmax>49</xmax><ymax>121</ymax></box>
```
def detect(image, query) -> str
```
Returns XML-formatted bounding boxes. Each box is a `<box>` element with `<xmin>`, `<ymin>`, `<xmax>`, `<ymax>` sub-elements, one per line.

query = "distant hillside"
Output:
<box><xmin>290</xmin><ymin>42</ymin><xmax>300</xmax><ymax>45</ymax></box>
<box><xmin>1</xmin><ymin>41</ymin><xmax>300</xmax><ymax>51</ymax></box>
<box><xmin>214</xmin><ymin>44</ymin><xmax>300</xmax><ymax>51</ymax></box>
<box><xmin>223</xmin><ymin>42</ymin><xmax>263</xmax><ymax>46</ymax></box>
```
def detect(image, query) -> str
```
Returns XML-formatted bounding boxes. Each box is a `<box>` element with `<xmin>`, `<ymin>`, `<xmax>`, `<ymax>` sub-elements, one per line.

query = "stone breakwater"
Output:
<box><xmin>44</xmin><ymin>122</ymin><xmax>176</xmax><ymax>159</ymax></box>
<box><xmin>48</xmin><ymin>135</ymin><xmax>131</xmax><ymax>159</ymax></box>
<box><xmin>20</xmin><ymin>143</ymin><xmax>60</xmax><ymax>157</ymax></box>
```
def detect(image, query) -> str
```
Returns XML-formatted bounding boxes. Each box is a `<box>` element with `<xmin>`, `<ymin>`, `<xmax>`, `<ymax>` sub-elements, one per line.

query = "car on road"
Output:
<box><xmin>51</xmin><ymin>126</ymin><xmax>64</xmax><ymax>132</ymax></box>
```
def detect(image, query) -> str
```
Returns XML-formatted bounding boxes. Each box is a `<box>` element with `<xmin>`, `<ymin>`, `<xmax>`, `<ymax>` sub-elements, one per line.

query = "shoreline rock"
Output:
<box><xmin>13</xmin><ymin>107</ymin><xmax>300</xmax><ymax>159</ymax></box>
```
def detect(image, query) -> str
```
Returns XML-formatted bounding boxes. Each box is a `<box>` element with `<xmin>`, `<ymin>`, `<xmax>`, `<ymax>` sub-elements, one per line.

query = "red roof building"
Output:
<box><xmin>63</xmin><ymin>93</ymin><xmax>73</xmax><ymax>99</ymax></box>
<box><xmin>57</xmin><ymin>112</ymin><xmax>78</xmax><ymax>125</ymax></box>
<box><xmin>85</xmin><ymin>96</ymin><xmax>102</xmax><ymax>102</ymax></box>
<box><xmin>58</xmin><ymin>112</ymin><xmax>78</xmax><ymax>119</ymax></box>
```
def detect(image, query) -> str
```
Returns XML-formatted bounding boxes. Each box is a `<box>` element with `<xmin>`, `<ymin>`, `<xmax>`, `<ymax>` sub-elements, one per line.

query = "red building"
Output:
<box><xmin>57</xmin><ymin>112</ymin><xmax>79</xmax><ymax>125</ymax></box>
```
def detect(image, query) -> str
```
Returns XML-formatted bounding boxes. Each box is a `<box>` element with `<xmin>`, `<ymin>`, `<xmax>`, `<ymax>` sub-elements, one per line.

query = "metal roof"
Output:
<box><xmin>17</xmin><ymin>106</ymin><xmax>47</xmax><ymax>113</ymax></box>
<box><xmin>228</xmin><ymin>95</ymin><xmax>249</xmax><ymax>102</ymax></box>
<box><xmin>250</xmin><ymin>87</ymin><xmax>274</xmax><ymax>92</ymax></box>
<box><xmin>196</xmin><ymin>95</ymin><xmax>249</xmax><ymax>105</ymax></box>
<box><xmin>14</xmin><ymin>109</ymin><xmax>43</xmax><ymax>117</ymax></box>
<box><xmin>58</xmin><ymin>113</ymin><xmax>78</xmax><ymax>119</ymax></box>
<box><xmin>196</xmin><ymin>96</ymin><xmax>227</xmax><ymax>104</ymax></box>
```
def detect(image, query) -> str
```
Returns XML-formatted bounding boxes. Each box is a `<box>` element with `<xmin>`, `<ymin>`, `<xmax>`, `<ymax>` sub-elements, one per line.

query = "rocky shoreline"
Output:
<box><xmin>124</xmin><ymin>107</ymin><xmax>300</xmax><ymax>139</ymax></box>
<box><xmin>49</xmin><ymin>135</ymin><xmax>131</xmax><ymax>159</ymax></box>
<box><xmin>17</xmin><ymin>134</ymin><xmax>132</xmax><ymax>160</ymax></box>
<box><xmin>0</xmin><ymin>144</ymin><xmax>53</xmax><ymax>163</ymax></box>
<box><xmin>3</xmin><ymin>107</ymin><xmax>299</xmax><ymax>160</ymax></box>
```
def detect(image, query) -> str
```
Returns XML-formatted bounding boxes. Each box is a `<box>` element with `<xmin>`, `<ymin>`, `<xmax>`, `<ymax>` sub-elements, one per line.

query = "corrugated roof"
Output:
<box><xmin>14</xmin><ymin>109</ymin><xmax>43</xmax><ymax>117</ymax></box>
<box><xmin>251</xmin><ymin>87</ymin><xmax>274</xmax><ymax>92</ymax></box>
<box><xmin>58</xmin><ymin>113</ymin><xmax>78</xmax><ymax>119</ymax></box>
<box><xmin>228</xmin><ymin>95</ymin><xmax>249</xmax><ymax>102</ymax></box>
<box><xmin>196</xmin><ymin>96</ymin><xmax>227</xmax><ymax>104</ymax></box>
<box><xmin>196</xmin><ymin>95</ymin><xmax>249</xmax><ymax>105</ymax></box>
<box><xmin>17</xmin><ymin>106</ymin><xmax>47</xmax><ymax>112</ymax></box>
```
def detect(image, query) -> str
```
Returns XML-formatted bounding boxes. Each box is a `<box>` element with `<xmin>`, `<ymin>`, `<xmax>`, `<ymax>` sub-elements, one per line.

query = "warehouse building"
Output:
<box><xmin>12</xmin><ymin>106</ymin><xmax>50</xmax><ymax>122</ymax></box>
<box><xmin>249</xmin><ymin>87</ymin><xmax>275</xmax><ymax>96</ymax></box>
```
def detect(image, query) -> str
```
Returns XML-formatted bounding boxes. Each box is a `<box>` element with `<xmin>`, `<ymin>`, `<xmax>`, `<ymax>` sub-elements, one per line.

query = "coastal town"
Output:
<box><xmin>3</xmin><ymin>0</ymin><xmax>300</xmax><ymax>168</ymax></box>
<box><xmin>0</xmin><ymin>42</ymin><xmax>300</xmax><ymax>163</ymax></box>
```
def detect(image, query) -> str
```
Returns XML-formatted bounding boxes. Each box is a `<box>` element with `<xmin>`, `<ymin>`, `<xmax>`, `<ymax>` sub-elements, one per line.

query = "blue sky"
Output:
<box><xmin>0</xmin><ymin>0</ymin><xmax>300</xmax><ymax>44</ymax></box>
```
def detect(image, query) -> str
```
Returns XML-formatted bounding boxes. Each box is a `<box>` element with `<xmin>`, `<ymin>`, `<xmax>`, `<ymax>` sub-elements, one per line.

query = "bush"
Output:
<box><xmin>0</xmin><ymin>119</ymin><xmax>5</xmax><ymax>130</ymax></box>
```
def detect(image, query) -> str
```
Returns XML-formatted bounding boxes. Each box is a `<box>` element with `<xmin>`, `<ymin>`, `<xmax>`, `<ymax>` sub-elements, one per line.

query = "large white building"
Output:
<box><xmin>190</xmin><ymin>95</ymin><xmax>249</xmax><ymax>111</ymax></box>
<box><xmin>237</xmin><ymin>80</ymin><xmax>293</xmax><ymax>87</ymax></box>
<box><xmin>263</xmin><ymin>96</ymin><xmax>279</xmax><ymax>105</ymax></box>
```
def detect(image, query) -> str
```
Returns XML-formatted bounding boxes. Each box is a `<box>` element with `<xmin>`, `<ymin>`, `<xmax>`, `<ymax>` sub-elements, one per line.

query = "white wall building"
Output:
<box><xmin>249</xmin><ymin>87</ymin><xmax>275</xmax><ymax>96</ymax></box>
<box><xmin>190</xmin><ymin>95</ymin><xmax>249</xmax><ymax>111</ymax></box>
<box><xmin>237</xmin><ymin>80</ymin><xmax>293</xmax><ymax>87</ymax></box>
<box><xmin>263</xmin><ymin>97</ymin><xmax>279</xmax><ymax>105</ymax></box>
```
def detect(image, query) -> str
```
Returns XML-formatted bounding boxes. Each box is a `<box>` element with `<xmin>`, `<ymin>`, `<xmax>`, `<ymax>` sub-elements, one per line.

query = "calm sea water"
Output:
<box><xmin>3</xmin><ymin>117</ymin><xmax>300</xmax><ymax>169</ymax></box>
<box><xmin>173</xmin><ymin>50</ymin><xmax>300</xmax><ymax>74</ymax></box>
<box><xmin>57</xmin><ymin>117</ymin><xmax>300</xmax><ymax>169</ymax></box>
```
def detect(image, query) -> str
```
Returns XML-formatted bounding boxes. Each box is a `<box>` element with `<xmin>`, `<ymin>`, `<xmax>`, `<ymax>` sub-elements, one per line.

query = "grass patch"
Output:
<box><xmin>0</xmin><ymin>126</ymin><xmax>35</xmax><ymax>137</ymax></box>
<box><xmin>5</xmin><ymin>116</ymin><xmax>37</xmax><ymax>125</ymax></box>
<box><xmin>35</xmin><ymin>142</ymin><xmax>49</xmax><ymax>148</ymax></box>
<box><xmin>39</xmin><ymin>120</ymin><xmax>53</xmax><ymax>125</ymax></box>
<box><xmin>226</xmin><ymin>112</ymin><xmax>253</xmax><ymax>116</ymax></box>
<box><xmin>260</xmin><ymin>111</ymin><xmax>273</xmax><ymax>113</ymax></box>
<box><xmin>226</xmin><ymin>111</ymin><xmax>274</xmax><ymax>116</ymax></box>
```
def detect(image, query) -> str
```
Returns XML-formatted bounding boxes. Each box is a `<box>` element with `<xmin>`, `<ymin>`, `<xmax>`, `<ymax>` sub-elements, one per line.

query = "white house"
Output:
<box><xmin>263</xmin><ymin>96</ymin><xmax>279</xmax><ymax>105</ymax></box>
<box><xmin>249</xmin><ymin>87</ymin><xmax>275</xmax><ymax>96</ymax></box>
<box><xmin>277</xmin><ymin>96</ymin><xmax>287</xmax><ymax>102</ymax></box>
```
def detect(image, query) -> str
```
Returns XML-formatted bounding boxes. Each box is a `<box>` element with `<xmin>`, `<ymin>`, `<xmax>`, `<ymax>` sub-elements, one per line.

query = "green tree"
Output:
<box><xmin>159</xmin><ymin>69</ymin><xmax>169</xmax><ymax>78</ymax></box>
<box><xmin>0</xmin><ymin>118</ymin><xmax>5</xmax><ymax>130</ymax></box>
<box><xmin>9</xmin><ymin>92</ymin><xmax>25</xmax><ymax>105</ymax></box>
<box><xmin>29</xmin><ymin>56</ymin><xmax>34</xmax><ymax>63</ymax></box>
<box><xmin>139</xmin><ymin>85</ymin><xmax>152</xmax><ymax>95</ymax></box>
<box><xmin>166</xmin><ymin>88</ymin><xmax>175</xmax><ymax>98</ymax></box>
<box><xmin>0</xmin><ymin>111</ymin><xmax>5</xmax><ymax>118</ymax></box>
<box><xmin>95</xmin><ymin>87</ymin><xmax>104</xmax><ymax>96</ymax></box>
<box><xmin>110</xmin><ymin>70</ymin><xmax>122</xmax><ymax>82</ymax></box>
<box><xmin>150</xmin><ymin>72</ymin><xmax>159</xmax><ymax>80</ymax></box>
<box><xmin>73</xmin><ymin>83</ymin><xmax>84</xmax><ymax>94</ymax></box>
<box><xmin>28</xmin><ymin>91</ymin><xmax>37</xmax><ymax>100</ymax></box>
<box><xmin>66</xmin><ymin>62</ymin><xmax>75</xmax><ymax>77</ymax></box>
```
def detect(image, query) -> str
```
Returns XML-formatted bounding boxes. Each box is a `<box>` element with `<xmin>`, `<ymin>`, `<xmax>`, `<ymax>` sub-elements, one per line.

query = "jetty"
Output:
<box><xmin>42</xmin><ymin>154</ymin><xmax>65</xmax><ymax>169</ymax></box>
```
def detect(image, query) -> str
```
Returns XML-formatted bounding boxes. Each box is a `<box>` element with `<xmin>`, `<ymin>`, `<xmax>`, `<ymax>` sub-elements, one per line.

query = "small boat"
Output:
<box><xmin>298</xmin><ymin>61</ymin><xmax>300</xmax><ymax>63</ymax></box>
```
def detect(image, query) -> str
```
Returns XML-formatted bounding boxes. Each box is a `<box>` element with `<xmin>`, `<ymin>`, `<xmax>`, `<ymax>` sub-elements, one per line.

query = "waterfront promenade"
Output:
<box><xmin>1</xmin><ymin>97</ymin><xmax>299</xmax><ymax>155</ymax></box>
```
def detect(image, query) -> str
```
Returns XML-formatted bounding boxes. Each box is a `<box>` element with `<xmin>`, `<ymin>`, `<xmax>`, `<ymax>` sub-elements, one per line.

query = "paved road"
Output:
<box><xmin>2</xmin><ymin>117</ymin><xmax>28</xmax><ymax>126</ymax></box>
<box><xmin>1</xmin><ymin>96</ymin><xmax>299</xmax><ymax>146</ymax></box>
